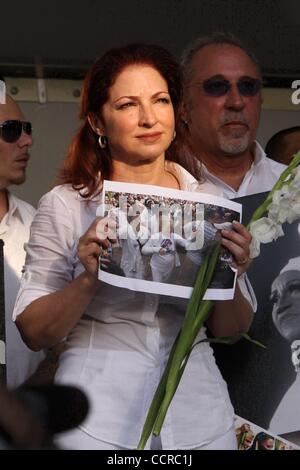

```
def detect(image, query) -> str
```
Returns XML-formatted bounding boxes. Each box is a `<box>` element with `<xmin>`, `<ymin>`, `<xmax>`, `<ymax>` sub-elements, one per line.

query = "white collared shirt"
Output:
<box><xmin>13</xmin><ymin>162</ymin><xmax>241</xmax><ymax>449</ymax></box>
<box><xmin>0</xmin><ymin>192</ymin><xmax>44</xmax><ymax>387</ymax></box>
<box><xmin>202</xmin><ymin>142</ymin><xmax>286</xmax><ymax>199</ymax></box>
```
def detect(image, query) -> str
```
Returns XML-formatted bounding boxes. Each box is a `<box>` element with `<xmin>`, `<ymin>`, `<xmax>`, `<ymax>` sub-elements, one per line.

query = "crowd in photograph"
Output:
<box><xmin>102</xmin><ymin>190</ymin><xmax>238</xmax><ymax>286</ymax></box>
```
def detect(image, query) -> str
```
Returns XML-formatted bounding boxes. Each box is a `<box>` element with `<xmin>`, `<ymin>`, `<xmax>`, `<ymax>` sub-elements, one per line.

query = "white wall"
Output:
<box><xmin>13</xmin><ymin>101</ymin><xmax>79</xmax><ymax>207</ymax></box>
<box><xmin>258</xmin><ymin>109</ymin><xmax>300</xmax><ymax>147</ymax></box>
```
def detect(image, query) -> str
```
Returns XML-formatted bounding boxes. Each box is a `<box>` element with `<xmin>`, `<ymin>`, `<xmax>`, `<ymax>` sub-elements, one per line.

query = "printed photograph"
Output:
<box><xmin>98</xmin><ymin>180</ymin><xmax>241</xmax><ymax>300</ymax></box>
<box><xmin>234</xmin><ymin>416</ymin><xmax>298</xmax><ymax>450</ymax></box>
<box><xmin>213</xmin><ymin>192</ymin><xmax>300</xmax><ymax>447</ymax></box>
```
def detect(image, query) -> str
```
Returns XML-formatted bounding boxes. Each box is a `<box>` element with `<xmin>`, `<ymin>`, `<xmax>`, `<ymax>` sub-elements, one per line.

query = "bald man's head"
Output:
<box><xmin>0</xmin><ymin>96</ymin><xmax>33</xmax><ymax>188</ymax></box>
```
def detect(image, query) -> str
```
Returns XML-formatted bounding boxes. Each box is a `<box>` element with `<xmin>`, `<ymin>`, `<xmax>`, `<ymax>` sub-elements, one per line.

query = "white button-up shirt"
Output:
<box><xmin>0</xmin><ymin>192</ymin><xmax>44</xmax><ymax>387</ymax></box>
<box><xmin>13</xmin><ymin>162</ymin><xmax>248</xmax><ymax>449</ymax></box>
<box><xmin>202</xmin><ymin>142</ymin><xmax>286</xmax><ymax>199</ymax></box>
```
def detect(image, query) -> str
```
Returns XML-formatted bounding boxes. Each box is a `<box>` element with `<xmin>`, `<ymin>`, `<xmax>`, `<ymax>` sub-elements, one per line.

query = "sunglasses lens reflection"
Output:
<box><xmin>202</xmin><ymin>78</ymin><xmax>261</xmax><ymax>97</ymax></box>
<box><xmin>23</xmin><ymin>122</ymin><xmax>32</xmax><ymax>136</ymax></box>
<box><xmin>0</xmin><ymin>120</ymin><xmax>32</xmax><ymax>143</ymax></box>
<box><xmin>237</xmin><ymin>79</ymin><xmax>262</xmax><ymax>96</ymax></box>
<box><xmin>203</xmin><ymin>79</ymin><xmax>230</xmax><ymax>97</ymax></box>
<box><xmin>2</xmin><ymin>121</ymin><xmax>22</xmax><ymax>142</ymax></box>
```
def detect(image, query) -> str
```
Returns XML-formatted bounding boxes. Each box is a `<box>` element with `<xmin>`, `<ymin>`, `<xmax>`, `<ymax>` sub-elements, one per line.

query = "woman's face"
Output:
<box><xmin>99</xmin><ymin>64</ymin><xmax>175</xmax><ymax>165</ymax></box>
<box><xmin>270</xmin><ymin>270</ymin><xmax>300</xmax><ymax>342</ymax></box>
<box><xmin>243</xmin><ymin>432</ymin><xmax>254</xmax><ymax>449</ymax></box>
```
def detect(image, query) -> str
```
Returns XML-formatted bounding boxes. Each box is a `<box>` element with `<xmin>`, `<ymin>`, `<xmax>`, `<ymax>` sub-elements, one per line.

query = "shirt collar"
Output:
<box><xmin>0</xmin><ymin>192</ymin><xmax>24</xmax><ymax>236</ymax></box>
<box><xmin>5</xmin><ymin>191</ymin><xmax>24</xmax><ymax>225</ymax></box>
<box><xmin>250</xmin><ymin>141</ymin><xmax>266</xmax><ymax>167</ymax></box>
<box><xmin>201</xmin><ymin>141</ymin><xmax>266</xmax><ymax>187</ymax></box>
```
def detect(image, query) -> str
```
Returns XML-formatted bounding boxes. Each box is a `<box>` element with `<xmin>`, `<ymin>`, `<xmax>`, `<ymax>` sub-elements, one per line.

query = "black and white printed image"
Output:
<box><xmin>268</xmin><ymin>255</ymin><xmax>300</xmax><ymax>442</ymax></box>
<box><xmin>212</xmin><ymin>192</ymin><xmax>300</xmax><ymax>447</ymax></box>
<box><xmin>98</xmin><ymin>181</ymin><xmax>241</xmax><ymax>300</ymax></box>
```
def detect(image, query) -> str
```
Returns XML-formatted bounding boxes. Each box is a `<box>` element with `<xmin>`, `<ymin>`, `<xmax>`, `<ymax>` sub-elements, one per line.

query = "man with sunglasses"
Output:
<box><xmin>180</xmin><ymin>32</ymin><xmax>286</xmax><ymax>199</ymax></box>
<box><xmin>179</xmin><ymin>34</ymin><xmax>287</xmax><ymax>435</ymax></box>
<box><xmin>0</xmin><ymin>92</ymin><xmax>44</xmax><ymax>388</ymax></box>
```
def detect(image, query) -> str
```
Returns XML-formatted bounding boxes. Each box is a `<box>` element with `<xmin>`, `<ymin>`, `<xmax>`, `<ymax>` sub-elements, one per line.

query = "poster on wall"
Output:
<box><xmin>212</xmin><ymin>192</ymin><xmax>300</xmax><ymax>448</ymax></box>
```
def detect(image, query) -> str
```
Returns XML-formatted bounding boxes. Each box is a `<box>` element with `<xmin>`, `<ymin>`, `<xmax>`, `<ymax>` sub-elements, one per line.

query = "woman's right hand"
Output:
<box><xmin>77</xmin><ymin>216</ymin><xmax>116</xmax><ymax>278</ymax></box>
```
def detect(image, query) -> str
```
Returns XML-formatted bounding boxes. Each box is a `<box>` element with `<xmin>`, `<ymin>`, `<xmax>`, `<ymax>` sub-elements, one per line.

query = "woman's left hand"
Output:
<box><xmin>220</xmin><ymin>221</ymin><xmax>252</xmax><ymax>276</ymax></box>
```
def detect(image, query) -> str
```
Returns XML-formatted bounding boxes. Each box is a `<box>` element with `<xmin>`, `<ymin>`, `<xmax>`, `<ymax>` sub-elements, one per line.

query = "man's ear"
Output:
<box><xmin>87</xmin><ymin>113</ymin><xmax>105</xmax><ymax>135</ymax></box>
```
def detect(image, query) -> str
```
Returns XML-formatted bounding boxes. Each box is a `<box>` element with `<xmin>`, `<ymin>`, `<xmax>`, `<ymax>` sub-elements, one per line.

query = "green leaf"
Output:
<box><xmin>240</xmin><ymin>332</ymin><xmax>266</xmax><ymax>349</ymax></box>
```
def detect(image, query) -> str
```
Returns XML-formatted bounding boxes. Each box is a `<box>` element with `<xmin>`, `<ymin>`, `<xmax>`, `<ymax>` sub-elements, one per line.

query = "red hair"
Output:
<box><xmin>59</xmin><ymin>44</ymin><xmax>182</xmax><ymax>198</ymax></box>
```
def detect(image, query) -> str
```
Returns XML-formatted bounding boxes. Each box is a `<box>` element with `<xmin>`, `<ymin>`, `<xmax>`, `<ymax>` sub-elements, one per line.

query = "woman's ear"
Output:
<box><xmin>87</xmin><ymin>113</ymin><xmax>105</xmax><ymax>136</ymax></box>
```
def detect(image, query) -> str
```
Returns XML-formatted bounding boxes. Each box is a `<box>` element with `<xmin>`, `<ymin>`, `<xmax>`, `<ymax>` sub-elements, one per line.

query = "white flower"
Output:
<box><xmin>267</xmin><ymin>181</ymin><xmax>300</xmax><ymax>224</ymax></box>
<box><xmin>249</xmin><ymin>237</ymin><xmax>261</xmax><ymax>259</ymax></box>
<box><xmin>250</xmin><ymin>217</ymin><xmax>284</xmax><ymax>244</ymax></box>
<box><xmin>285</xmin><ymin>203</ymin><xmax>300</xmax><ymax>224</ymax></box>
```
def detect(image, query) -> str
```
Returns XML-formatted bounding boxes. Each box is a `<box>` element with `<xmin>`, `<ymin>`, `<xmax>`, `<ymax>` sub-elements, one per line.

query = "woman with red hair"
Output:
<box><xmin>13</xmin><ymin>44</ymin><xmax>253</xmax><ymax>450</ymax></box>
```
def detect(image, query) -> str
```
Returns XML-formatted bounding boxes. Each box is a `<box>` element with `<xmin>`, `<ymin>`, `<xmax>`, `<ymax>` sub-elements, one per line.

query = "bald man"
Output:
<box><xmin>0</xmin><ymin>94</ymin><xmax>44</xmax><ymax>387</ymax></box>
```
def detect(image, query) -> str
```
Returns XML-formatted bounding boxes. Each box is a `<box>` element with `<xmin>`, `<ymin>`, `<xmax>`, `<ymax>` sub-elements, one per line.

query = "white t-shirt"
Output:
<box><xmin>13</xmin><ymin>162</ymin><xmax>248</xmax><ymax>449</ymax></box>
<box><xmin>0</xmin><ymin>192</ymin><xmax>44</xmax><ymax>387</ymax></box>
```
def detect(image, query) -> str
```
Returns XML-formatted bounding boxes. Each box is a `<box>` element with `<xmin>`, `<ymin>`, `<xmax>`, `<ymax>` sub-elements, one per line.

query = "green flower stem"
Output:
<box><xmin>152</xmin><ymin>303</ymin><xmax>214</xmax><ymax>437</ymax></box>
<box><xmin>162</xmin><ymin>247</ymin><xmax>219</xmax><ymax>398</ymax></box>
<box><xmin>137</xmin><ymin>252</ymin><xmax>216</xmax><ymax>449</ymax></box>
<box><xmin>152</xmin><ymin>247</ymin><xmax>220</xmax><ymax>436</ymax></box>
<box><xmin>136</xmin><ymin>333</ymin><xmax>181</xmax><ymax>450</ymax></box>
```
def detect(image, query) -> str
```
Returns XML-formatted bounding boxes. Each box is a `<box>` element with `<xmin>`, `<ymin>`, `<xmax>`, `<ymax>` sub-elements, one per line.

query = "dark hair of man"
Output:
<box><xmin>265</xmin><ymin>126</ymin><xmax>300</xmax><ymax>162</ymax></box>
<box><xmin>248</xmin><ymin>431</ymin><xmax>274</xmax><ymax>450</ymax></box>
<box><xmin>59</xmin><ymin>43</ymin><xmax>182</xmax><ymax>199</ymax></box>
<box><xmin>180</xmin><ymin>32</ymin><xmax>262</xmax><ymax>85</ymax></box>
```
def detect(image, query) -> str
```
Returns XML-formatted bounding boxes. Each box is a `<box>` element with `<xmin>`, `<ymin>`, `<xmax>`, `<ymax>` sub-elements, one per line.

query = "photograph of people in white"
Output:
<box><xmin>97</xmin><ymin>182</ymin><xmax>241</xmax><ymax>300</ymax></box>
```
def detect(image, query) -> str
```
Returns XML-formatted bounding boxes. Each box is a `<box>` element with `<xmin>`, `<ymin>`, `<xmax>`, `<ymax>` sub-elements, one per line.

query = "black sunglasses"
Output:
<box><xmin>200</xmin><ymin>77</ymin><xmax>262</xmax><ymax>97</ymax></box>
<box><xmin>0</xmin><ymin>120</ymin><xmax>32</xmax><ymax>143</ymax></box>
